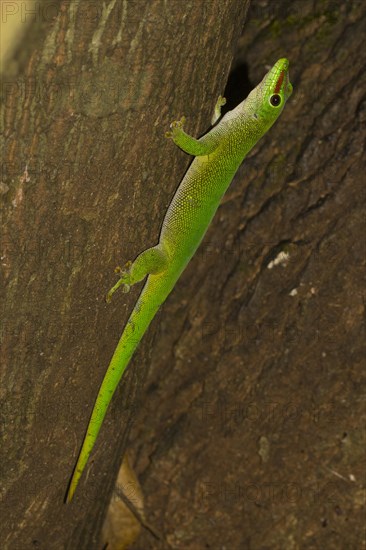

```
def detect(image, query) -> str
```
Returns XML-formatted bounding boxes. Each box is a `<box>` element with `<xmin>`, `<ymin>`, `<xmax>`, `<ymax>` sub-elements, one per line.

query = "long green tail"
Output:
<box><xmin>67</xmin><ymin>273</ymin><xmax>171</xmax><ymax>501</ymax></box>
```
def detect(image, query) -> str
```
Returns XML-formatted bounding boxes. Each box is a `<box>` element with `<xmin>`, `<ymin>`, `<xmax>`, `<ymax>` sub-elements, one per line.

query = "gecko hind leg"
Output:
<box><xmin>106</xmin><ymin>245</ymin><xmax>168</xmax><ymax>303</ymax></box>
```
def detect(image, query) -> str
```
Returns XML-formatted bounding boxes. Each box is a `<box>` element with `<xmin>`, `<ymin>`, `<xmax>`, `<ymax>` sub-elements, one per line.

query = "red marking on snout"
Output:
<box><xmin>274</xmin><ymin>70</ymin><xmax>285</xmax><ymax>94</ymax></box>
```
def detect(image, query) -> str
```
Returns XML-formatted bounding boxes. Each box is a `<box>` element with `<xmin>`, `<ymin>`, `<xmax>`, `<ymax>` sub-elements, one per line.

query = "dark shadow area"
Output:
<box><xmin>223</xmin><ymin>61</ymin><xmax>252</xmax><ymax>112</ymax></box>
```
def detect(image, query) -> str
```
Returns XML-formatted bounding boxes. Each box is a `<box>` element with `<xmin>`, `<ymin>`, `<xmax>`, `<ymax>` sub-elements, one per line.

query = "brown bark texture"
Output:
<box><xmin>1</xmin><ymin>0</ymin><xmax>249</xmax><ymax>548</ymax></box>
<box><xmin>1</xmin><ymin>0</ymin><xmax>365</xmax><ymax>549</ymax></box>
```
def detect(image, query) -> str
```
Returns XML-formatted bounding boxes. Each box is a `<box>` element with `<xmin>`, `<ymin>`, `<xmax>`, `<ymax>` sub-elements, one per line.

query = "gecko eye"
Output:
<box><xmin>270</xmin><ymin>94</ymin><xmax>282</xmax><ymax>107</ymax></box>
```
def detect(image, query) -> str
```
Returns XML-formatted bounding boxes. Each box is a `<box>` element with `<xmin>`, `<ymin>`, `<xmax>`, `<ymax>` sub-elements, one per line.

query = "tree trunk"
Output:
<box><xmin>1</xmin><ymin>1</ymin><xmax>249</xmax><ymax>548</ymax></box>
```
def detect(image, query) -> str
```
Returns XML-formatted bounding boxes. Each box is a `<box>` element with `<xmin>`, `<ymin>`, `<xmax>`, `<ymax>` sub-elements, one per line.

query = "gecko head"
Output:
<box><xmin>251</xmin><ymin>58</ymin><xmax>293</xmax><ymax>126</ymax></box>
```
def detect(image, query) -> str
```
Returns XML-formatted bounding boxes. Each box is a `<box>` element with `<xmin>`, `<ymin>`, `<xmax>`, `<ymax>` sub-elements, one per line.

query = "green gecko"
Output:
<box><xmin>67</xmin><ymin>58</ymin><xmax>293</xmax><ymax>502</ymax></box>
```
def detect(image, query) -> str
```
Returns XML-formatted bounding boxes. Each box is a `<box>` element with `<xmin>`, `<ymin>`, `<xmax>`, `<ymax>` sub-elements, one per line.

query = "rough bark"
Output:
<box><xmin>0</xmin><ymin>1</ymin><xmax>249</xmax><ymax>548</ymax></box>
<box><xmin>128</xmin><ymin>0</ymin><xmax>366</xmax><ymax>549</ymax></box>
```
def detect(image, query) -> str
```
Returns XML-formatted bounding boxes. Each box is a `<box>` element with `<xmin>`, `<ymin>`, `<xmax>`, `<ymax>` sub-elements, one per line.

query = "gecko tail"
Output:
<box><xmin>66</xmin><ymin>274</ymin><xmax>170</xmax><ymax>502</ymax></box>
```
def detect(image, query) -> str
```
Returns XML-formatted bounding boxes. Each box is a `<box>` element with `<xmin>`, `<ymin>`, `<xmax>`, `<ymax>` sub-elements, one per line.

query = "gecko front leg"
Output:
<box><xmin>211</xmin><ymin>95</ymin><xmax>226</xmax><ymax>125</ymax></box>
<box><xmin>166</xmin><ymin>116</ymin><xmax>220</xmax><ymax>156</ymax></box>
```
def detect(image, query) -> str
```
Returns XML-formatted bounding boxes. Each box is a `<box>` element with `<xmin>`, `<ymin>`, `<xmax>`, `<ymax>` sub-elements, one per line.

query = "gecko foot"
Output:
<box><xmin>211</xmin><ymin>95</ymin><xmax>227</xmax><ymax>125</ymax></box>
<box><xmin>106</xmin><ymin>261</ymin><xmax>132</xmax><ymax>303</ymax></box>
<box><xmin>165</xmin><ymin>116</ymin><xmax>186</xmax><ymax>139</ymax></box>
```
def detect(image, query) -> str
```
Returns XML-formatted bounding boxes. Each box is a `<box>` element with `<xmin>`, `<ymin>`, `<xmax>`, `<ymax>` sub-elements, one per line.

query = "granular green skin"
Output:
<box><xmin>67</xmin><ymin>58</ymin><xmax>293</xmax><ymax>502</ymax></box>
